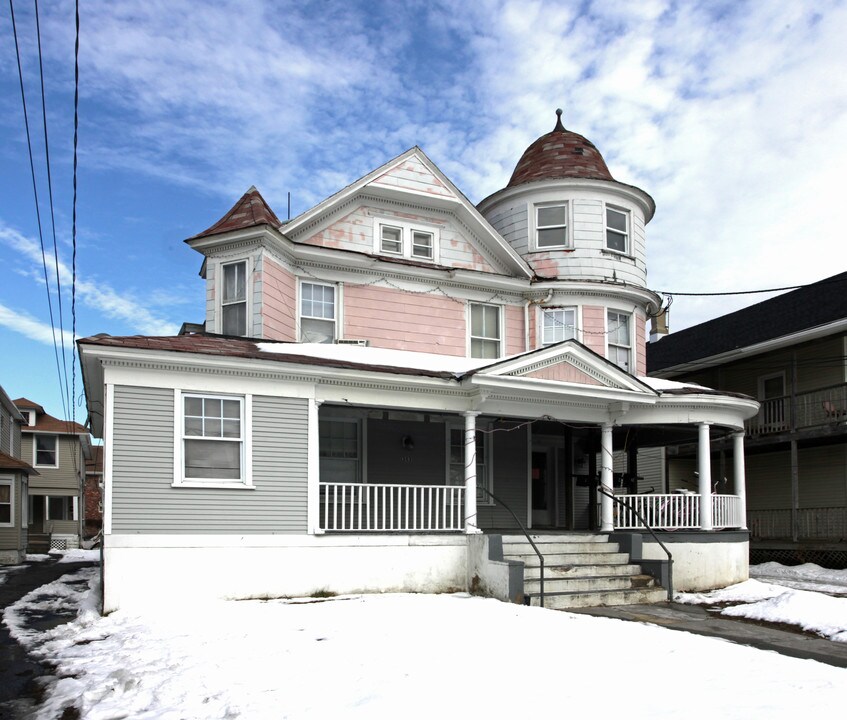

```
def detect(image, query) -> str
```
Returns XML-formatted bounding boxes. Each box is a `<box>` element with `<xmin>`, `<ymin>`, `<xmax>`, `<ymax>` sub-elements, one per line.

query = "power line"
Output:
<box><xmin>72</xmin><ymin>0</ymin><xmax>80</xmax><ymax>428</ymax></box>
<box><xmin>654</xmin><ymin>275</ymin><xmax>846</xmax><ymax>298</ymax></box>
<box><xmin>9</xmin><ymin>0</ymin><xmax>70</xmax><ymax>423</ymax></box>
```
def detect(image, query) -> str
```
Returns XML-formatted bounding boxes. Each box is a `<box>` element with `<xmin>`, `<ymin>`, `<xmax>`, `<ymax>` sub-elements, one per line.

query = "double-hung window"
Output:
<box><xmin>221</xmin><ymin>261</ymin><xmax>248</xmax><ymax>336</ymax></box>
<box><xmin>607</xmin><ymin>311</ymin><xmax>631</xmax><ymax>372</ymax></box>
<box><xmin>411</xmin><ymin>230</ymin><xmax>434</xmax><ymax>260</ymax></box>
<box><xmin>542</xmin><ymin>308</ymin><xmax>577</xmax><ymax>345</ymax></box>
<box><xmin>447</xmin><ymin>425</ymin><xmax>491</xmax><ymax>504</ymax></box>
<box><xmin>300</xmin><ymin>282</ymin><xmax>336</xmax><ymax>343</ymax></box>
<box><xmin>34</xmin><ymin>434</ymin><xmax>58</xmax><ymax>467</ymax></box>
<box><xmin>182</xmin><ymin>394</ymin><xmax>244</xmax><ymax>482</ymax></box>
<box><xmin>605</xmin><ymin>206</ymin><xmax>629</xmax><ymax>253</ymax></box>
<box><xmin>380</xmin><ymin>225</ymin><xmax>403</xmax><ymax>254</ymax></box>
<box><xmin>0</xmin><ymin>479</ymin><xmax>12</xmax><ymax>526</ymax></box>
<box><xmin>469</xmin><ymin>303</ymin><xmax>501</xmax><ymax>359</ymax></box>
<box><xmin>536</xmin><ymin>204</ymin><xmax>568</xmax><ymax>248</ymax></box>
<box><xmin>374</xmin><ymin>220</ymin><xmax>438</xmax><ymax>262</ymax></box>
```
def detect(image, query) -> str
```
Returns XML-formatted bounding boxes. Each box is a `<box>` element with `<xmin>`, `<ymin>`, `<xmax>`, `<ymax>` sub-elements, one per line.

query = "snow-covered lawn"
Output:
<box><xmin>3</xmin><ymin>561</ymin><xmax>847</xmax><ymax>719</ymax></box>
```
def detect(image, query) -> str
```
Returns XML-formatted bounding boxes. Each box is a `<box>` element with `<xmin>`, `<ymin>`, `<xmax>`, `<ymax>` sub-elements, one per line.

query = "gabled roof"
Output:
<box><xmin>13</xmin><ymin>398</ymin><xmax>88</xmax><ymax>435</ymax></box>
<box><xmin>648</xmin><ymin>272</ymin><xmax>847</xmax><ymax>374</ymax></box>
<box><xmin>189</xmin><ymin>186</ymin><xmax>283</xmax><ymax>240</ymax></box>
<box><xmin>12</xmin><ymin>397</ymin><xmax>44</xmax><ymax>414</ymax></box>
<box><xmin>0</xmin><ymin>385</ymin><xmax>25</xmax><ymax>422</ymax></box>
<box><xmin>0</xmin><ymin>451</ymin><xmax>38</xmax><ymax>475</ymax></box>
<box><xmin>281</xmin><ymin>146</ymin><xmax>533</xmax><ymax>279</ymax></box>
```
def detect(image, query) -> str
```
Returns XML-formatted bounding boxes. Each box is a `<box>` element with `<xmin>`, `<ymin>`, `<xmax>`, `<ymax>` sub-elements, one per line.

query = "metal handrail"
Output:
<box><xmin>597</xmin><ymin>486</ymin><xmax>674</xmax><ymax>602</ymax></box>
<box><xmin>475</xmin><ymin>485</ymin><xmax>544</xmax><ymax>608</ymax></box>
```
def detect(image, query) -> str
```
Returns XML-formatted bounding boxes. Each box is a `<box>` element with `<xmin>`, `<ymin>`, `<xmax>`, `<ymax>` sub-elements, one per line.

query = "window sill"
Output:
<box><xmin>171</xmin><ymin>481</ymin><xmax>255</xmax><ymax>490</ymax></box>
<box><xmin>601</xmin><ymin>249</ymin><xmax>636</xmax><ymax>262</ymax></box>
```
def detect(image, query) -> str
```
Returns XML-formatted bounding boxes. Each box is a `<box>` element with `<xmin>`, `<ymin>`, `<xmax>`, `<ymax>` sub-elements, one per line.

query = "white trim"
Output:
<box><xmin>531</xmin><ymin>201</ymin><xmax>570</xmax><ymax>250</ymax></box>
<box><xmin>72</xmin><ymin>495</ymin><xmax>79</xmax><ymax>522</ymax></box>
<box><xmin>33</xmin><ymin>433</ymin><xmax>59</xmax><ymax>468</ymax></box>
<box><xmin>215</xmin><ymin>257</ymin><xmax>253</xmax><ymax>337</ymax></box>
<box><xmin>604</xmin><ymin>203</ymin><xmax>630</xmax><ymax>255</ymax></box>
<box><xmin>298</xmin><ymin>278</ymin><xmax>338</xmax><ymax>343</ymax></box>
<box><xmin>0</xmin><ymin>476</ymin><xmax>14</xmax><ymax>528</ymax></box>
<box><xmin>308</xmin><ymin>399</ymin><xmax>322</xmax><ymax>534</ymax></box>
<box><xmin>468</xmin><ymin>301</ymin><xmax>504</xmax><ymax>359</ymax></box>
<box><xmin>104</xmin><ymin>383</ymin><xmax>114</xmax><ymax>534</ymax></box>
<box><xmin>372</xmin><ymin>218</ymin><xmax>441</xmax><ymax>263</ymax></box>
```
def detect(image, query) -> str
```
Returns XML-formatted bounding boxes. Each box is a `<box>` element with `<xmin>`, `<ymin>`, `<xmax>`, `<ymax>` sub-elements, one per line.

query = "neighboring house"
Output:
<box><xmin>13</xmin><ymin>398</ymin><xmax>90</xmax><ymax>552</ymax></box>
<box><xmin>0</xmin><ymin>385</ymin><xmax>36</xmax><ymax>564</ymax></box>
<box><xmin>647</xmin><ymin>272</ymin><xmax>847</xmax><ymax>565</ymax></box>
<box><xmin>79</xmin><ymin>111</ymin><xmax>759</xmax><ymax>612</ymax></box>
<box><xmin>84</xmin><ymin>445</ymin><xmax>104</xmax><ymax>539</ymax></box>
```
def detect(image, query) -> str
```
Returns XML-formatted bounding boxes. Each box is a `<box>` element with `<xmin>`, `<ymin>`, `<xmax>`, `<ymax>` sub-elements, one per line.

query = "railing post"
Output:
<box><xmin>600</xmin><ymin>424</ymin><xmax>614</xmax><ymax>532</ymax></box>
<box><xmin>698</xmin><ymin>423</ymin><xmax>713</xmax><ymax>530</ymax></box>
<box><xmin>732</xmin><ymin>432</ymin><xmax>747</xmax><ymax>529</ymax></box>
<box><xmin>463</xmin><ymin>411</ymin><xmax>482</xmax><ymax>534</ymax></box>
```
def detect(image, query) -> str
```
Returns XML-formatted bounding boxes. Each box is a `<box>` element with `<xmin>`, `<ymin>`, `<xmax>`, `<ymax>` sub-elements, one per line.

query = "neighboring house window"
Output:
<box><xmin>447</xmin><ymin>424</ymin><xmax>492</xmax><ymax>505</ymax></box>
<box><xmin>536</xmin><ymin>204</ymin><xmax>568</xmax><ymax>248</ymax></box>
<box><xmin>607</xmin><ymin>311</ymin><xmax>631</xmax><ymax>372</ymax></box>
<box><xmin>300</xmin><ymin>282</ymin><xmax>337</xmax><ymax>343</ymax></box>
<box><xmin>605</xmin><ymin>206</ymin><xmax>629</xmax><ymax>253</ymax></box>
<box><xmin>758</xmin><ymin>373</ymin><xmax>787</xmax><ymax>431</ymax></box>
<box><xmin>0</xmin><ymin>479</ymin><xmax>12</xmax><ymax>526</ymax></box>
<box><xmin>34</xmin><ymin>435</ymin><xmax>58</xmax><ymax>467</ymax></box>
<box><xmin>469</xmin><ymin>303</ymin><xmax>501</xmax><ymax>359</ymax></box>
<box><xmin>47</xmin><ymin>495</ymin><xmax>75</xmax><ymax>521</ymax></box>
<box><xmin>373</xmin><ymin>220</ymin><xmax>439</xmax><ymax>262</ymax></box>
<box><xmin>542</xmin><ymin>308</ymin><xmax>577</xmax><ymax>345</ymax></box>
<box><xmin>319</xmin><ymin>418</ymin><xmax>361</xmax><ymax>483</ymax></box>
<box><xmin>221</xmin><ymin>261</ymin><xmax>248</xmax><ymax>336</ymax></box>
<box><xmin>182</xmin><ymin>394</ymin><xmax>244</xmax><ymax>482</ymax></box>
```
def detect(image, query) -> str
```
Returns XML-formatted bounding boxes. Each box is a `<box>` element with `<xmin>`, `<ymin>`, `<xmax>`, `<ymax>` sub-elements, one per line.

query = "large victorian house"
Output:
<box><xmin>80</xmin><ymin>112</ymin><xmax>758</xmax><ymax>612</ymax></box>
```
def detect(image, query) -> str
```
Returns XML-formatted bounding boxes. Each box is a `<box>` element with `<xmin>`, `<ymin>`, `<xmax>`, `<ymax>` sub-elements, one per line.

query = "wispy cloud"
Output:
<box><xmin>0</xmin><ymin>301</ymin><xmax>74</xmax><ymax>347</ymax></box>
<box><xmin>0</xmin><ymin>224</ymin><xmax>179</xmax><ymax>336</ymax></box>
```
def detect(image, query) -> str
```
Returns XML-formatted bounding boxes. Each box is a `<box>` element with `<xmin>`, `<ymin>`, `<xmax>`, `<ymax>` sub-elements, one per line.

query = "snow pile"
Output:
<box><xmin>6</xmin><ymin>573</ymin><xmax>847</xmax><ymax>720</ymax></box>
<box><xmin>678</xmin><ymin>577</ymin><xmax>847</xmax><ymax>642</ymax></box>
<box><xmin>752</xmin><ymin>562</ymin><xmax>847</xmax><ymax>596</ymax></box>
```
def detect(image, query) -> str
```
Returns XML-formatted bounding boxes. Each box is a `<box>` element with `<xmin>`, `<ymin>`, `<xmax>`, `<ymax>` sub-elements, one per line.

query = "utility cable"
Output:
<box><xmin>72</xmin><ymin>0</ymin><xmax>80</xmax><ymax>429</ymax></box>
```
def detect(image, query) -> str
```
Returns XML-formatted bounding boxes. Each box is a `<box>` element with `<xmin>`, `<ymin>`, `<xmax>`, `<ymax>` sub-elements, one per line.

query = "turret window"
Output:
<box><xmin>605</xmin><ymin>207</ymin><xmax>629</xmax><ymax>253</ymax></box>
<box><xmin>536</xmin><ymin>204</ymin><xmax>568</xmax><ymax>248</ymax></box>
<box><xmin>542</xmin><ymin>308</ymin><xmax>577</xmax><ymax>345</ymax></box>
<box><xmin>221</xmin><ymin>261</ymin><xmax>248</xmax><ymax>336</ymax></box>
<box><xmin>607</xmin><ymin>311</ymin><xmax>631</xmax><ymax>372</ymax></box>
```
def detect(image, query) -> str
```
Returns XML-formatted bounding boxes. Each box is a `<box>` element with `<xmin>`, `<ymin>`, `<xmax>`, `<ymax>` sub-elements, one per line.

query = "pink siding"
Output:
<box><xmin>261</xmin><ymin>255</ymin><xmax>297</xmax><ymax>341</ymax></box>
<box><xmin>582</xmin><ymin>306</ymin><xmax>606</xmax><ymax>357</ymax></box>
<box><xmin>635</xmin><ymin>309</ymin><xmax>647</xmax><ymax>376</ymax></box>
<box><xmin>528</xmin><ymin>305</ymin><xmax>538</xmax><ymax>348</ymax></box>
<box><xmin>504</xmin><ymin>305</ymin><xmax>525</xmax><ymax>355</ymax></box>
<box><xmin>526</xmin><ymin>363</ymin><xmax>603</xmax><ymax>386</ymax></box>
<box><xmin>343</xmin><ymin>284</ymin><xmax>466</xmax><ymax>355</ymax></box>
<box><xmin>371</xmin><ymin>157</ymin><xmax>454</xmax><ymax>197</ymax></box>
<box><xmin>305</xmin><ymin>207</ymin><xmax>371</xmax><ymax>252</ymax></box>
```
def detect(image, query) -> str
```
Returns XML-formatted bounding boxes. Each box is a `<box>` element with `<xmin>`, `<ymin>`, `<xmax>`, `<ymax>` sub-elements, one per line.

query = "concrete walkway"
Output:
<box><xmin>570</xmin><ymin>602</ymin><xmax>847</xmax><ymax>668</ymax></box>
<box><xmin>0</xmin><ymin>558</ymin><xmax>98</xmax><ymax>720</ymax></box>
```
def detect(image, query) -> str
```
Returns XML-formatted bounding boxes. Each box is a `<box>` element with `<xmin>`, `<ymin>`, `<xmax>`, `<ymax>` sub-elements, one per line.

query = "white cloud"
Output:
<box><xmin>0</xmin><ymin>301</ymin><xmax>74</xmax><ymax>347</ymax></box>
<box><xmin>0</xmin><ymin>224</ymin><xmax>180</xmax><ymax>336</ymax></box>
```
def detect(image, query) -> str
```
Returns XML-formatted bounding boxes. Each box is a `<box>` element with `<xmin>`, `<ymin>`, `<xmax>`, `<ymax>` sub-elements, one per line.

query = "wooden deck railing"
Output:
<box><xmin>749</xmin><ymin>507</ymin><xmax>847</xmax><ymax>540</ymax></box>
<box><xmin>320</xmin><ymin>482</ymin><xmax>465</xmax><ymax>532</ymax></box>
<box><xmin>746</xmin><ymin>383</ymin><xmax>847</xmax><ymax>437</ymax></box>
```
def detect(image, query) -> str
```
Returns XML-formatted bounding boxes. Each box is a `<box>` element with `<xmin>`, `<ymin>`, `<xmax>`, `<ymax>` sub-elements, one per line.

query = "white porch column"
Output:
<box><xmin>698</xmin><ymin>422</ymin><xmax>713</xmax><ymax>531</ymax></box>
<box><xmin>307</xmin><ymin>399</ymin><xmax>323</xmax><ymax>534</ymax></box>
<box><xmin>600</xmin><ymin>424</ymin><xmax>614</xmax><ymax>532</ymax></box>
<box><xmin>733</xmin><ymin>432</ymin><xmax>748</xmax><ymax>530</ymax></box>
<box><xmin>464</xmin><ymin>411</ymin><xmax>482</xmax><ymax>534</ymax></box>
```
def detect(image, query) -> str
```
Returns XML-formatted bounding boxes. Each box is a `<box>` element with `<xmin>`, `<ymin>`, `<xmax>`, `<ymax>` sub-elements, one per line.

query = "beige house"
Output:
<box><xmin>1</xmin><ymin>385</ymin><xmax>36</xmax><ymax>564</ymax></box>
<box><xmin>14</xmin><ymin>398</ymin><xmax>90</xmax><ymax>551</ymax></box>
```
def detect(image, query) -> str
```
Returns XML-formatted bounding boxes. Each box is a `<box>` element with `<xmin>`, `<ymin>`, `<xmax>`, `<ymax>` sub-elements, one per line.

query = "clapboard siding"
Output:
<box><xmin>798</xmin><ymin>445</ymin><xmax>847</xmax><ymax>508</ymax></box>
<box><xmin>111</xmin><ymin>386</ymin><xmax>308</xmax><ymax>534</ymax></box>
<box><xmin>746</xmin><ymin>452</ymin><xmax>792</xmax><ymax>510</ymax></box>
<box><xmin>478</xmin><ymin>421</ymin><xmax>528</xmax><ymax>528</ymax></box>
<box><xmin>486</xmin><ymin>203</ymin><xmax>529</xmax><ymax>256</ymax></box>
<box><xmin>21</xmin><ymin>434</ymin><xmax>82</xmax><ymax>492</ymax></box>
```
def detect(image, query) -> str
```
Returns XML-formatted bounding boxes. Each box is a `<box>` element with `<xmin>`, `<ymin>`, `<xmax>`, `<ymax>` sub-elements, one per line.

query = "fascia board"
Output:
<box><xmin>78</xmin><ymin>345</ymin><xmax>105</xmax><ymax>438</ymax></box>
<box><xmin>652</xmin><ymin>318</ymin><xmax>847</xmax><ymax>378</ymax></box>
<box><xmin>467</xmin><ymin>374</ymin><xmax>658</xmax><ymax>405</ymax></box>
<box><xmin>0</xmin><ymin>387</ymin><xmax>25</xmax><ymax>423</ymax></box>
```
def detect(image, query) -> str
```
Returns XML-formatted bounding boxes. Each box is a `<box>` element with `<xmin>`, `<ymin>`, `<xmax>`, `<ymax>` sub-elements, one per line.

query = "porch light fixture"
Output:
<box><xmin>401</xmin><ymin>435</ymin><xmax>414</xmax><ymax>451</ymax></box>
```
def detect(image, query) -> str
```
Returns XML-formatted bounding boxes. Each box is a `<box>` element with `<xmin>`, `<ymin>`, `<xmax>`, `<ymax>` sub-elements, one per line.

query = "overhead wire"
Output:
<box><xmin>72</xmin><ymin>0</ymin><xmax>80</xmax><ymax>428</ymax></box>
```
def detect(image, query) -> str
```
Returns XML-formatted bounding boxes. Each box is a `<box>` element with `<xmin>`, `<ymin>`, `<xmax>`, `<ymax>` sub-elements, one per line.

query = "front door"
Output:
<box><xmin>531</xmin><ymin>447</ymin><xmax>555</xmax><ymax>527</ymax></box>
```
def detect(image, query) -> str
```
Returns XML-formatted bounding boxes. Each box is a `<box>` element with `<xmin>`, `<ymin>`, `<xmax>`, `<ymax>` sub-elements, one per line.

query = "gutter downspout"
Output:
<box><xmin>525</xmin><ymin>289</ymin><xmax>554</xmax><ymax>350</ymax></box>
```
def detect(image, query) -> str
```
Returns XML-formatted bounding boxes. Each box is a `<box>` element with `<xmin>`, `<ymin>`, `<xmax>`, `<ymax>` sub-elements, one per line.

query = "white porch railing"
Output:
<box><xmin>612</xmin><ymin>493</ymin><xmax>743</xmax><ymax>531</ymax></box>
<box><xmin>320</xmin><ymin>482</ymin><xmax>465</xmax><ymax>532</ymax></box>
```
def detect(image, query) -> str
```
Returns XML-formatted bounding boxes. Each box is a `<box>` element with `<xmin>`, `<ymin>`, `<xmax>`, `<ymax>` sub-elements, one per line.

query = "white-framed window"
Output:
<box><xmin>447</xmin><ymin>423</ymin><xmax>492</xmax><ymax>505</ymax></box>
<box><xmin>535</xmin><ymin>203</ymin><xmax>568</xmax><ymax>248</ymax></box>
<box><xmin>180</xmin><ymin>393</ymin><xmax>246</xmax><ymax>485</ymax></box>
<box><xmin>541</xmin><ymin>307</ymin><xmax>577</xmax><ymax>345</ymax></box>
<box><xmin>0</xmin><ymin>477</ymin><xmax>13</xmax><ymax>527</ymax></box>
<box><xmin>22</xmin><ymin>410</ymin><xmax>35</xmax><ymax>426</ymax></box>
<box><xmin>34</xmin><ymin>434</ymin><xmax>58</xmax><ymax>467</ymax></box>
<box><xmin>758</xmin><ymin>372</ymin><xmax>788</xmax><ymax>430</ymax></box>
<box><xmin>319</xmin><ymin>418</ymin><xmax>362</xmax><ymax>484</ymax></box>
<box><xmin>373</xmin><ymin>219</ymin><xmax>439</xmax><ymax>262</ymax></box>
<box><xmin>605</xmin><ymin>206</ymin><xmax>629</xmax><ymax>254</ymax></box>
<box><xmin>221</xmin><ymin>260</ymin><xmax>248</xmax><ymax>336</ymax></box>
<box><xmin>299</xmin><ymin>281</ymin><xmax>337</xmax><ymax>343</ymax></box>
<box><xmin>607</xmin><ymin>311</ymin><xmax>632</xmax><ymax>372</ymax></box>
<box><xmin>469</xmin><ymin>303</ymin><xmax>502</xmax><ymax>359</ymax></box>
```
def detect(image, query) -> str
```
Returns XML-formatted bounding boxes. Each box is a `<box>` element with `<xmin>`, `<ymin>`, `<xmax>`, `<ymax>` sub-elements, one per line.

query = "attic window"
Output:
<box><xmin>373</xmin><ymin>219</ymin><xmax>439</xmax><ymax>262</ymax></box>
<box><xmin>573</xmin><ymin>147</ymin><xmax>584</xmax><ymax>155</ymax></box>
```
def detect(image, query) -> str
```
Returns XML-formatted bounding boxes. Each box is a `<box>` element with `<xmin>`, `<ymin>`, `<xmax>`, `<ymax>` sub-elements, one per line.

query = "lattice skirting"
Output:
<box><xmin>50</xmin><ymin>534</ymin><xmax>80</xmax><ymax>552</ymax></box>
<box><xmin>750</xmin><ymin>547</ymin><xmax>847</xmax><ymax>569</ymax></box>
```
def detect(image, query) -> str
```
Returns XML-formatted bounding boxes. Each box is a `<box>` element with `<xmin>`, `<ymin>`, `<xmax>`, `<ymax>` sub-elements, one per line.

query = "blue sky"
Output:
<box><xmin>2</xmin><ymin>0</ymin><xmax>846</xmax><ymax>421</ymax></box>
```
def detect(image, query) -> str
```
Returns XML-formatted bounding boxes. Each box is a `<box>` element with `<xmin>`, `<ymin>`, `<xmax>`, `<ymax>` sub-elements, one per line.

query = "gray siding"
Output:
<box><xmin>478</xmin><ymin>421</ymin><xmax>528</xmax><ymax>529</ymax></box>
<box><xmin>111</xmin><ymin>385</ymin><xmax>308</xmax><ymax>534</ymax></box>
<box><xmin>23</xmin><ymin>434</ymin><xmax>83</xmax><ymax>493</ymax></box>
<box><xmin>0</xmin><ymin>473</ymin><xmax>26</xmax><ymax>557</ymax></box>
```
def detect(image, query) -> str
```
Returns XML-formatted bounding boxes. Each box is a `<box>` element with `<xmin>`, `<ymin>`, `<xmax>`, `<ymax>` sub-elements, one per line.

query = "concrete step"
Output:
<box><xmin>504</xmin><ymin>541</ymin><xmax>620</xmax><ymax>555</ymax></box>
<box><xmin>527</xmin><ymin>587</ymin><xmax>668</xmax><ymax>610</ymax></box>
<box><xmin>506</xmin><ymin>551</ymin><xmax>632</xmax><ymax>565</ymax></box>
<box><xmin>523</xmin><ymin>563</ymin><xmax>644</xmax><ymax>580</ymax></box>
<box><xmin>501</xmin><ymin>533</ymin><xmax>610</xmax><ymax>544</ymax></box>
<box><xmin>525</xmin><ymin>574</ymin><xmax>657</xmax><ymax>594</ymax></box>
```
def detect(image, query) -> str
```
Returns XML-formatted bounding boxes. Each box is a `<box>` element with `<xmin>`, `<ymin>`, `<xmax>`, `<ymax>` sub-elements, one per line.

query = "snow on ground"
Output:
<box><xmin>4</xmin><ymin>568</ymin><xmax>847</xmax><ymax>720</ymax></box>
<box><xmin>678</xmin><ymin>562</ymin><xmax>847</xmax><ymax>642</ymax></box>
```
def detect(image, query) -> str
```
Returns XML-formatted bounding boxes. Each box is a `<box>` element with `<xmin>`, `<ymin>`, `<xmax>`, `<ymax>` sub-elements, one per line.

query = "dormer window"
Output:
<box><xmin>221</xmin><ymin>261</ymin><xmax>248</xmax><ymax>336</ymax></box>
<box><xmin>535</xmin><ymin>203</ymin><xmax>568</xmax><ymax>248</ymax></box>
<box><xmin>605</xmin><ymin>206</ymin><xmax>629</xmax><ymax>254</ymax></box>
<box><xmin>373</xmin><ymin>219</ymin><xmax>439</xmax><ymax>262</ymax></box>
